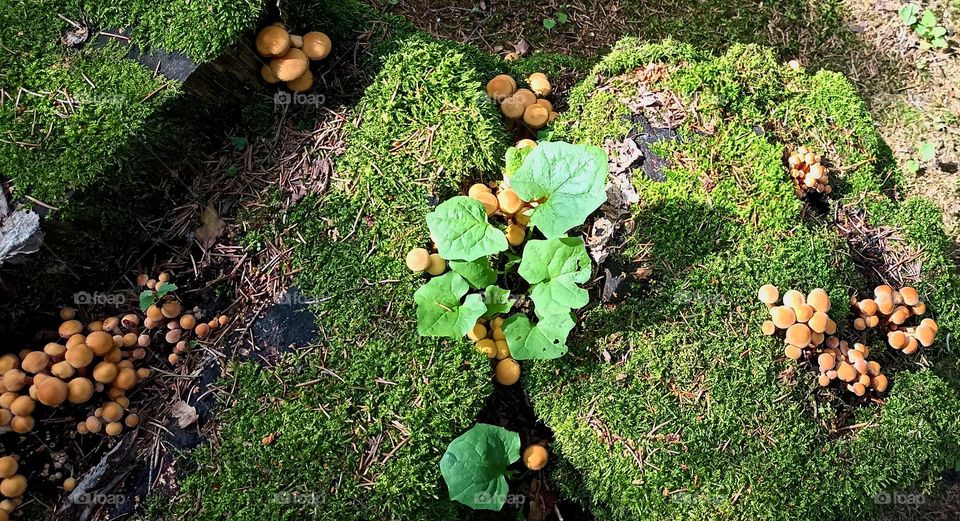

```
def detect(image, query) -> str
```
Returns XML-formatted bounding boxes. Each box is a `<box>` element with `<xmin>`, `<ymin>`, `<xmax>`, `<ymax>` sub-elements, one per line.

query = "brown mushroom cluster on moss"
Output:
<box><xmin>486</xmin><ymin>72</ymin><xmax>559</xmax><ymax>138</ymax></box>
<box><xmin>0</xmin><ymin>271</ymin><xmax>233</xmax><ymax>514</ymax></box>
<box><xmin>758</xmin><ymin>284</ymin><xmax>888</xmax><ymax>397</ymax></box>
<box><xmin>787</xmin><ymin>146</ymin><xmax>831</xmax><ymax>198</ymax></box>
<box><xmin>405</xmin><ymin>182</ymin><xmax>535</xmax><ymax>276</ymax></box>
<box><xmin>255</xmin><ymin>24</ymin><xmax>332</xmax><ymax>93</ymax></box>
<box><xmin>850</xmin><ymin>285</ymin><xmax>937</xmax><ymax>355</ymax></box>
<box><xmin>464</xmin><ymin>317</ymin><xmax>521</xmax><ymax>386</ymax></box>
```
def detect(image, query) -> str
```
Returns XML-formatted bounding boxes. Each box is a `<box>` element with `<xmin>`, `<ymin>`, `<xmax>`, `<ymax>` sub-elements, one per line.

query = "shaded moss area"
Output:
<box><xmin>531</xmin><ymin>40</ymin><xmax>960</xmax><ymax>520</ymax></box>
<box><xmin>0</xmin><ymin>0</ymin><xmax>267</xmax><ymax>208</ymax></box>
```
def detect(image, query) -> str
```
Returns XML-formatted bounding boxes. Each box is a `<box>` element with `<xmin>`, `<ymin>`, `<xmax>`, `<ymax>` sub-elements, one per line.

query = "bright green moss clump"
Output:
<box><xmin>180</xmin><ymin>34</ymin><xmax>510</xmax><ymax>520</ymax></box>
<box><xmin>533</xmin><ymin>40</ymin><xmax>960</xmax><ymax>520</ymax></box>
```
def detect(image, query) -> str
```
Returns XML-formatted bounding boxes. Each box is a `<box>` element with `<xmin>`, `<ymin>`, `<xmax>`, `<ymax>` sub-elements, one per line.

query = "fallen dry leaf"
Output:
<box><xmin>170</xmin><ymin>400</ymin><xmax>198</xmax><ymax>428</ymax></box>
<box><xmin>195</xmin><ymin>203</ymin><xmax>225</xmax><ymax>249</ymax></box>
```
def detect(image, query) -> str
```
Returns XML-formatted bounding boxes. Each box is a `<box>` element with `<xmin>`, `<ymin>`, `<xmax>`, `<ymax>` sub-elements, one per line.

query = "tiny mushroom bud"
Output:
<box><xmin>784</xmin><ymin>345</ymin><xmax>803</xmax><ymax>360</ymax></box>
<box><xmin>0</xmin><ymin>474</ymin><xmax>27</xmax><ymax>498</ymax></box>
<box><xmin>10</xmin><ymin>416</ymin><xmax>33</xmax><ymax>433</ymax></box>
<box><xmin>65</xmin><ymin>344</ymin><xmax>93</xmax><ymax>369</ymax></box>
<box><xmin>125</xmin><ymin>414</ymin><xmax>141</xmax><ymax>428</ymax></box>
<box><xmin>527</xmin><ymin>73</ymin><xmax>551</xmax><ymax>96</ymax></box>
<box><xmin>807</xmin><ymin>288</ymin><xmax>830</xmax><ymax>312</ymax></box>
<box><xmin>760</xmin><ymin>321</ymin><xmax>776</xmax><ymax>336</ymax></box>
<box><xmin>915</xmin><ymin>324</ymin><xmax>936</xmax><ymax>347</ymax></box>
<box><xmin>161</xmin><ymin>301</ymin><xmax>182</xmax><ymax>319</ymax></box>
<box><xmin>86</xmin><ymin>331</ymin><xmax>114</xmax><ymax>356</ymax></box>
<box><xmin>475</xmin><ymin>339</ymin><xmax>497</xmax><ymax>358</ymax></box>
<box><xmin>857</xmin><ymin>299</ymin><xmax>878</xmax><ymax>316</ymax></box>
<box><xmin>785</xmin><ymin>323</ymin><xmax>811</xmax><ymax>348</ymax></box>
<box><xmin>872</xmin><ymin>374</ymin><xmax>889</xmax><ymax>392</ymax></box>
<box><xmin>36</xmin><ymin>377</ymin><xmax>68</xmax><ymax>407</ymax></box>
<box><xmin>795</xmin><ymin>304</ymin><xmax>815</xmax><ymax>323</ymax></box>
<box><xmin>468</xmin><ymin>183</ymin><xmax>490</xmax><ymax>198</ymax></box>
<box><xmin>522</xmin><ymin>104</ymin><xmax>550</xmax><ymax>129</ymax></box>
<box><xmin>58</xmin><ymin>320</ymin><xmax>83</xmax><ymax>338</ymax></box>
<box><xmin>467</xmin><ymin>322</ymin><xmax>488</xmax><ymax>342</ymax></box>
<box><xmin>495</xmin><ymin>359</ymin><xmax>521</xmax><ymax>386</ymax></box>
<box><xmin>105</xmin><ymin>422</ymin><xmax>123</xmax><ymax>436</ymax></box>
<box><xmin>513</xmin><ymin>88</ymin><xmax>537</xmax><ymax>108</ymax></box>
<box><xmin>255</xmin><ymin>25</ymin><xmax>291</xmax><ymax>58</ymax></box>
<box><xmin>0</xmin><ymin>458</ymin><xmax>16</xmax><ymax>480</ymax></box>
<box><xmin>426</xmin><ymin>254</ymin><xmax>446</xmax><ymax>276</ymax></box>
<box><xmin>770</xmin><ymin>306</ymin><xmax>796</xmax><ymax>329</ymax></box>
<box><xmin>500</xmin><ymin>96</ymin><xmax>526</xmax><ymax>119</ymax></box>
<box><xmin>301</xmin><ymin>32</ymin><xmax>332</xmax><ymax>60</ymax></box>
<box><xmin>270</xmin><ymin>48</ymin><xmax>309</xmax><ymax>82</ymax></box>
<box><xmin>473</xmin><ymin>191</ymin><xmax>499</xmax><ymax>216</ymax></box>
<box><xmin>505</xmin><ymin>224</ymin><xmax>526</xmax><ymax>246</ymax></box>
<box><xmin>67</xmin><ymin>378</ymin><xmax>94</xmax><ymax>404</ymax></box>
<box><xmin>899</xmin><ymin>287</ymin><xmax>920</xmax><ymax>306</ymax></box>
<box><xmin>286</xmin><ymin>69</ymin><xmax>314</xmax><ymax>93</ymax></box>
<box><xmin>782</xmin><ymin>290</ymin><xmax>805</xmax><ymax>309</ymax></box>
<box><xmin>486</xmin><ymin>75</ymin><xmax>517</xmax><ymax>101</ymax></box>
<box><xmin>523</xmin><ymin>444</ymin><xmax>549</xmax><ymax>470</ymax></box>
<box><xmin>497</xmin><ymin>190</ymin><xmax>524</xmax><ymax>215</ymax></box>
<box><xmin>63</xmin><ymin>477</ymin><xmax>76</xmax><ymax>492</ymax></box>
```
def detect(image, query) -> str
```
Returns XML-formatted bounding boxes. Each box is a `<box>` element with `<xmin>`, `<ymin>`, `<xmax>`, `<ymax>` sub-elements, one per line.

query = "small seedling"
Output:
<box><xmin>543</xmin><ymin>10</ymin><xmax>569</xmax><ymax>30</ymax></box>
<box><xmin>900</xmin><ymin>4</ymin><xmax>949</xmax><ymax>49</ymax></box>
<box><xmin>905</xmin><ymin>141</ymin><xmax>938</xmax><ymax>173</ymax></box>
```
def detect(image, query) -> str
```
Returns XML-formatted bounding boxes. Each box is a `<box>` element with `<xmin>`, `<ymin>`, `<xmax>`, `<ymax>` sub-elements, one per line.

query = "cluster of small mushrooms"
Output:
<box><xmin>255</xmin><ymin>23</ymin><xmax>331</xmax><ymax>92</ymax></box>
<box><xmin>851</xmin><ymin>285</ymin><xmax>937</xmax><ymax>354</ymax></box>
<box><xmin>787</xmin><ymin>146</ymin><xmax>832</xmax><ymax>198</ymax></box>
<box><xmin>405</xmin><ymin>181</ymin><xmax>538</xmax><ymax>276</ymax></box>
<box><xmin>467</xmin><ymin>317</ymin><xmax>522</xmax><ymax>386</ymax></box>
<box><xmin>0</xmin><ymin>455</ymin><xmax>26</xmax><ymax>520</ymax></box>
<box><xmin>0</xmin><ymin>272</ymin><xmax>230</xmax><ymax>518</ymax></box>
<box><xmin>486</xmin><ymin>72</ymin><xmax>557</xmax><ymax>134</ymax></box>
<box><xmin>758</xmin><ymin>285</ymin><xmax>891</xmax><ymax>397</ymax></box>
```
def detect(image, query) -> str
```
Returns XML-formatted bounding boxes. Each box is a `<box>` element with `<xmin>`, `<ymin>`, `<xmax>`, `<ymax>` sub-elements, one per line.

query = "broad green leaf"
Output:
<box><xmin>156</xmin><ymin>282</ymin><xmax>178</xmax><ymax>298</ymax></box>
<box><xmin>450</xmin><ymin>257</ymin><xmax>497</xmax><ymax>289</ymax></box>
<box><xmin>503</xmin><ymin>313</ymin><xmax>575</xmax><ymax>360</ymax></box>
<box><xmin>414</xmin><ymin>272</ymin><xmax>486</xmax><ymax>338</ymax></box>
<box><xmin>427</xmin><ymin>196</ymin><xmax>508</xmax><ymax>261</ymax></box>
<box><xmin>139</xmin><ymin>291</ymin><xmax>156</xmax><ymax>312</ymax></box>
<box><xmin>899</xmin><ymin>4</ymin><xmax>919</xmax><ymax>25</ymax></box>
<box><xmin>504</xmin><ymin>146</ymin><xmax>532</xmax><ymax>177</ymax></box>
<box><xmin>920</xmin><ymin>9</ymin><xmax>936</xmax><ymax>27</ymax></box>
<box><xmin>511</xmin><ymin>141</ymin><xmax>609</xmax><ymax>238</ymax></box>
<box><xmin>542</xmin><ymin>18</ymin><xmax>556</xmax><ymax>30</ymax></box>
<box><xmin>440</xmin><ymin>423</ymin><xmax>520</xmax><ymax>510</ymax></box>
<box><xmin>482</xmin><ymin>286</ymin><xmax>515</xmax><ymax>318</ymax></box>
<box><xmin>519</xmin><ymin>237</ymin><xmax>592</xmax><ymax>316</ymax></box>
<box><xmin>919</xmin><ymin>142</ymin><xmax>937</xmax><ymax>161</ymax></box>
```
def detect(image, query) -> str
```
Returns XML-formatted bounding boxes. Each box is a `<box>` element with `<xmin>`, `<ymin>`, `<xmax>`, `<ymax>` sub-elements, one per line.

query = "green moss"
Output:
<box><xmin>531</xmin><ymin>39</ymin><xmax>960</xmax><ymax>520</ymax></box>
<box><xmin>178</xmin><ymin>33</ymin><xmax>514</xmax><ymax>520</ymax></box>
<box><xmin>0</xmin><ymin>1</ymin><xmax>180</xmax><ymax>207</ymax></box>
<box><xmin>84</xmin><ymin>0</ymin><xmax>263</xmax><ymax>61</ymax></box>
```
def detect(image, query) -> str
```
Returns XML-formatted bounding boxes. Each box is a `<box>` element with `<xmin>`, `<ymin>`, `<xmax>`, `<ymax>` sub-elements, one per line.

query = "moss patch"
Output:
<box><xmin>532</xmin><ymin>40</ymin><xmax>960</xmax><ymax>520</ymax></box>
<box><xmin>179</xmin><ymin>31</ymin><xmax>517</xmax><ymax>519</ymax></box>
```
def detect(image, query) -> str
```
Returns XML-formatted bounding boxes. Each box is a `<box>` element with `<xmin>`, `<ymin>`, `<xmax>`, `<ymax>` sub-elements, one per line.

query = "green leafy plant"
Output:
<box><xmin>900</xmin><ymin>4</ymin><xmax>949</xmax><ymax>49</ymax></box>
<box><xmin>439</xmin><ymin>423</ymin><xmax>520</xmax><ymax>510</ymax></box>
<box><xmin>139</xmin><ymin>282</ymin><xmax>178</xmax><ymax>311</ymax></box>
<box><xmin>542</xmin><ymin>9</ymin><xmax>569</xmax><ymax>30</ymax></box>
<box><xmin>427</xmin><ymin>196</ymin><xmax>508</xmax><ymax>261</ymax></box>
<box><xmin>511</xmin><ymin>142</ymin><xmax>608</xmax><ymax>238</ymax></box>
<box><xmin>414</xmin><ymin>272</ymin><xmax>486</xmax><ymax>337</ymax></box>
<box><xmin>905</xmin><ymin>141</ymin><xmax>938</xmax><ymax>173</ymax></box>
<box><xmin>415</xmin><ymin>141</ymin><xmax>608</xmax><ymax>361</ymax></box>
